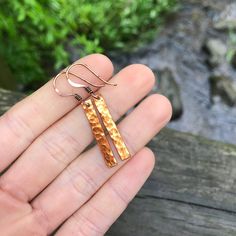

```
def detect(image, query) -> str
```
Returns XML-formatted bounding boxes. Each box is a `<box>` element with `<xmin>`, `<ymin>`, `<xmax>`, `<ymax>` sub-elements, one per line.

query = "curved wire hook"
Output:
<box><xmin>65</xmin><ymin>62</ymin><xmax>116</xmax><ymax>100</ymax></box>
<box><xmin>67</xmin><ymin>71</ymin><xmax>105</xmax><ymax>88</ymax></box>
<box><xmin>65</xmin><ymin>62</ymin><xmax>117</xmax><ymax>87</ymax></box>
<box><xmin>53</xmin><ymin>62</ymin><xmax>116</xmax><ymax>101</ymax></box>
<box><xmin>53</xmin><ymin>71</ymin><xmax>77</xmax><ymax>97</ymax></box>
<box><xmin>53</xmin><ymin>69</ymin><xmax>105</xmax><ymax>97</ymax></box>
<box><xmin>53</xmin><ymin>71</ymin><xmax>90</xmax><ymax>101</ymax></box>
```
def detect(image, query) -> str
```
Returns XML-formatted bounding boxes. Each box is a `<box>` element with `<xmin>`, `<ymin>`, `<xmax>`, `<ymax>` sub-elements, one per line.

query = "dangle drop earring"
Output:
<box><xmin>53</xmin><ymin>62</ymin><xmax>130</xmax><ymax>167</ymax></box>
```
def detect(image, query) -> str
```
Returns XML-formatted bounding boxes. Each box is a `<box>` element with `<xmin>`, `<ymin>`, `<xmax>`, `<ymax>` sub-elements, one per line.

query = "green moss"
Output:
<box><xmin>0</xmin><ymin>0</ymin><xmax>177</xmax><ymax>87</ymax></box>
<box><xmin>227</xmin><ymin>29</ymin><xmax>236</xmax><ymax>62</ymax></box>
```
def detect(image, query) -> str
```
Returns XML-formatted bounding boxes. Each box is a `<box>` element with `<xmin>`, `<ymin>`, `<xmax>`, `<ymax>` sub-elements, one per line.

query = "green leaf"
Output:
<box><xmin>0</xmin><ymin>0</ymin><xmax>177</xmax><ymax>88</ymax></box>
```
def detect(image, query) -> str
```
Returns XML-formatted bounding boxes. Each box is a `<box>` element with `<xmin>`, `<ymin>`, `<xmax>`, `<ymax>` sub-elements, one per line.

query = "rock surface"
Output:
<box><xmin>110</xmin><ymin>0</ymin><xmax>236</xmax><ymax>145</ymax></box>
<box><xmin>154</xmin><ymin>68</ymin><xmax>183</xmax><ymax>120</ymax></box>
<box><xmin>0</xmin><ymin>88</ymin><xmax>25</xmax><ymax>115</ymax></box>
<box><xmin>204</xmin><ymin>39</ymin><xmax>227</xmax><ymax>67</ymax></box>
<box><xmin>231</xmin><ymin>51</ymin><xmax>236</xmax><ymax>69</ymax></box>
<box><xmin>210</xmin><ymin>75</ymin><xmax>236</xmax><ymax>106</ymax></box>
<box><xmin>213</xmin><ymin>3</ymin><xmax>236</xmax><ymax>30</ymax></box>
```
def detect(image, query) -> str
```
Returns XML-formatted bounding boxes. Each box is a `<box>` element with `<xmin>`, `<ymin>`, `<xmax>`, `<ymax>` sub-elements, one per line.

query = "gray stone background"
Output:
<box><xmin>111</xmin><ymin>0</ymin><xmax>236</xmax><ymax>145</ymax></box>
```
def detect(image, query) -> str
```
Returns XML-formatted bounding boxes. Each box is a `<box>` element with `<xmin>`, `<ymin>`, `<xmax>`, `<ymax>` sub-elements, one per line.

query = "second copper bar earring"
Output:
<box><xmin>53</xmin><ymin>62</ymin><xmax>130</xmax><ymax>167</ymax></box>
<box><xmin>82</xmin><ymin>98</ymin><xmax>118</xmax><ymax>167</ymax></box>
<box><xmin>93</xmin><ymin>95</ymin><xmax>130</xmax><ymax>161</ymax></box>
<box><xmin>65</xmin><ymin>63</ymin><xmax>130</xmax><ymax>167</ymax></box>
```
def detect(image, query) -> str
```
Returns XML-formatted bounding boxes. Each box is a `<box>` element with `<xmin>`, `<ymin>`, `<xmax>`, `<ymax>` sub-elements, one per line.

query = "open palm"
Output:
<box><xmin>0</xmin><ymin>54</ymin><xmax>172</xmax><ymax>235</ymax></box>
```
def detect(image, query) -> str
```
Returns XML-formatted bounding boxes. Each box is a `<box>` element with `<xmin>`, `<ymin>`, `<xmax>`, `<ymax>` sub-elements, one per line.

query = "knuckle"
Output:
<box><xmin>107</xmin><ymin>181</ymin><xmax>131</xmax><ymax>207</ymax></box>
<box><xmin>66</xmin><ymin>165</ymin><xmax>99</xmax><ymax>199</ymax></box>
<box><xmin>39</xmin><ymin>134</ymin><xmax>69</xmax><ymax>167</ymax></box>
<box><xmin>72</xmin><ymin>211</ymin><xmax>104</xmax><ymax>236</ymax></box>
<box><xmin>38</xmin><ymin>125</ymin><xmax>82</xmax><ymax>167</ymax></box>
<box><xmin>3</xmin><ymin>109</ymin><xmax>35</xmax><ymax>143</ymax></box>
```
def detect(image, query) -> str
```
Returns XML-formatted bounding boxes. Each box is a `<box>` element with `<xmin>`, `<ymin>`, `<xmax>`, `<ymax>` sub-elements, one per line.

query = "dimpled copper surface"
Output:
<box><xmin>93</xmin><ymin>95</ymin><xmax>130</xmax><ymax>161</ymax></box>
<box><xmin>82</xmin><ymin>99</ymin><xmax>117</xmax><ymax>167</ymax></box>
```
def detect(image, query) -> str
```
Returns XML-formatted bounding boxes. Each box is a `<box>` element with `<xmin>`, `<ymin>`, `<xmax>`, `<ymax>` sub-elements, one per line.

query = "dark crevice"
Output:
<box><xmin>136</xmin><ymin>194</ymin><xmax>236</xmax><ymax>215</ymax></box>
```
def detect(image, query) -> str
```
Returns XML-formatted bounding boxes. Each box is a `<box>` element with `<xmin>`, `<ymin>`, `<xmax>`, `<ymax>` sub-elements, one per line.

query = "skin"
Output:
<box><xmin>0</xmin><ymin>54</ymin><xmax>172</xmax><ymax>236</ymax></box>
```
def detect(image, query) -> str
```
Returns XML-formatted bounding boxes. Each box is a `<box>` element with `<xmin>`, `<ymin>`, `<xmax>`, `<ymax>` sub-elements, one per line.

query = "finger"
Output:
<box><xmin>31</xmin><ymin>94</ymin><xmax>172</xmax><ymax>233</ymax></box>
<box><xmin>0</xmin><ymin>64</ymin><xmax>155</xmax><ymax>201</ymax></box>
<box><xmin>0</xmin><ymin>54</ymin><xmax>113</xmax><ymax>172</ymax></box>
<box><xmin>56</xmin><ymin>147</ymin><xmax>155</xmax><ymax>236</ymax></box>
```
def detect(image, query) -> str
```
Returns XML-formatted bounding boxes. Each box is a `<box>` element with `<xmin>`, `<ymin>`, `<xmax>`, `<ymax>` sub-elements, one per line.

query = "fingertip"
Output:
<box><xmin>124</xmin><ymin>64</ymin><xmax>155</xmax><ymax>90</ymax></box>
<box><xmin>131</xmin><ymin>147</ymin><xmax>155</xmax><ymax>177</ymax></box>
<box><xmin>146</xmin><ymin>94</ymin><xmax>173</xmax><ymax>126</ymax></box>
<box><xmin>140</xmin><ymin>147</ymin><xmax>156</xmax><ymax>173</ymax></box>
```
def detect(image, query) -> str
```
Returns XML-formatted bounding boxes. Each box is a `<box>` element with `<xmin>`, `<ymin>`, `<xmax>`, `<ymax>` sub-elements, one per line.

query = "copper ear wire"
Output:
<box><xmin>66</xmin><ymin>62</ymin><xmax>117</xmax><ymax>87</ymax></box>
<box><xmin>67</xmin><ymin>71</ymin><xmax>105</xmax><ymax>88</ymax></box>
<box><xmin>53</xmin><ymin>60</ymin><xmax>130</xmax><ymax>167</ymax></box>
<box><xmin>65</xmin><ymin>62</ymin><xmax>116</xmax><ymax>99</ymax></box>
<box><xmin>53</xmin><ymin>68</ymin><xmax>105</xmax><ymax>101</ymax></box>
<box><xmin>53</xmin><ymin>71</ymin><xmax>83</xmax><ymax>98</ymax></box>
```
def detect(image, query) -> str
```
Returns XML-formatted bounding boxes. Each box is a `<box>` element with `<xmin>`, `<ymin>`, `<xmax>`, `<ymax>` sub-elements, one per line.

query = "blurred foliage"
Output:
<box><xmin>227</xmin><ymin>29</ymin><xmax>236</xmax><ymax>62</ymax></box>
<box><xmin>0</xmin><ymin>0</ymin><xmax>177</xmax><ymax>87</ymax></box>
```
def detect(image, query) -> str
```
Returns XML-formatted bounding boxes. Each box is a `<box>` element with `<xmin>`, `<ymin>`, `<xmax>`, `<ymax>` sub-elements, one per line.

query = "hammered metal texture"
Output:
<box><xmin>93</xmin><ymin>95</ymin><xmax>130</xmax><ymax>161</ymax></box>
<box><xmin>82</xmin><ymin>99</ymin><xmax>117</xmax><ymax>167</ymax></box>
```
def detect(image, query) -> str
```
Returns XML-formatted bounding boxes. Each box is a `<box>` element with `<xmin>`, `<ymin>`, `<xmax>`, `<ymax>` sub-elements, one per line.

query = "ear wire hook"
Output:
<box><xmin>65</xmin><ymin>62</ymin><xmax>117</xmax><ymax>87</ymax></box>
<box><xmin>67</xmin><ymin>71</ymin><xmax>105</xmax><ymax>88</ymax></box>
<box><xmin>53</xmin><ymin>70</ymin><xmax>101</xmax><ymax>101</ymax></box>
<box><xmin>53</xmin><ymin>62</ymin><xmax>116</xmax><ymax>101</ymax></box>
<box><xmin>53</xmin><ymin>71</ymin><xmax>84</xmax><ymax>101</ymax></box>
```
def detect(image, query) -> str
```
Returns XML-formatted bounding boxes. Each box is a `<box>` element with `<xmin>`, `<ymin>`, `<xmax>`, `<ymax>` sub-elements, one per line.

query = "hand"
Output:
<box><xmin>0</xmin><ymin>54</ymin><xmax>172</xmax><ymax>235</ymax></box>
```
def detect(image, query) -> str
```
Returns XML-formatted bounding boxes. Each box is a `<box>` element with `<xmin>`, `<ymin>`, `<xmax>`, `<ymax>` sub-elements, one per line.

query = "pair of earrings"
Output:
<box><xmin>53</xmin><ymin>63</ymin><xmax>130</xmax><ymax>167</ymax></box>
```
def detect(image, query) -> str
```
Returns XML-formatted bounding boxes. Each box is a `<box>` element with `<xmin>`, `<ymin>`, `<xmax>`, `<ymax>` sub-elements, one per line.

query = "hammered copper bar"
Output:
<box><xmin>93</xmin><ymin>95</ymin><xmax>130</xmax><ymax>161</ymax></box>
<box><xmin>82</xmin><ymin>99</ymin><xmax>117</xmax><ymax>167</ymax></box>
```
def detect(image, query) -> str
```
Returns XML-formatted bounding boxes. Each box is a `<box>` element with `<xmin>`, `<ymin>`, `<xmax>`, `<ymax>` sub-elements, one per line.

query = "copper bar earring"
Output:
<box><xmin>53</xmin><ymin>69</ymin><xmax>116</xmax><ymax>167</ymax></box>
<box><xmin>53</xmin><ymin>62</ymin><xmax>130</xmax><ymax>167</ymax></box>
<box><xmin>82</xmin><ymin>98</ymin><xmax>118</xmax><ymax>167</ymax></box>
<box><xmin>65</xmin><ymin>63</ymin><xmax>130</xmax><ymax>166</ymax></box>
<box><xmin>93</xmin><ymin>95</ymin><xmax>130</xmax><ymax>161</ymax></box>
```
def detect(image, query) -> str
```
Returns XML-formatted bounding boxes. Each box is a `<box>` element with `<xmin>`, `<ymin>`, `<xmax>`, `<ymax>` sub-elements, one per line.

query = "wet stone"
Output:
<box><xmin>213</xmin><ymin>3</ymin><xmax>236</xmax><ymax>30</ymax></box>
<box><xmin>203</xmin><ymin>39</ymin><xmax>227</xmax><ymax>68</ymax></box>
<box><xmin>154</xmin><ymin>68</ymin><xmax>183</xmax><ymax>120</ymax></box>
<box><xmin>209</xmin><ymin>75</ymin><xmax>236</xmax><ymax>107</ymax></box>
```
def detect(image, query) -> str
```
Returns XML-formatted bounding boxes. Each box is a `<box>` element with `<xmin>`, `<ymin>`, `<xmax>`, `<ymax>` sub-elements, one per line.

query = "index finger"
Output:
<box><xmin>0</xmin><ymin>54</ymin><xmax>113</xmax><ymax>172</ymax></box>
